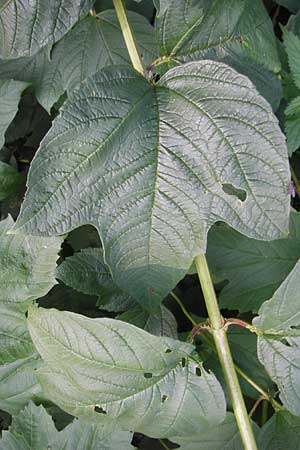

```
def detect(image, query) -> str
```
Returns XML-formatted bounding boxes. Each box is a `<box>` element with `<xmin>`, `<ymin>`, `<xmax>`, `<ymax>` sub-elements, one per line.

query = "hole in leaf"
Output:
<box><xmin>222</xmin><ymin>183</ymin><xmax>247</xmax><ymax>202</ymax></box>
<box><xmin>195</xmin><ymin>367</ymin><xmax>201</xmax><ymax>377</ymax></box>
<box><xmin>162</xmin><ymin>394</ymin><xmax>168</xmax><ymax>403</ymax></box>
<box><xmin>144</xmin><ymin>372</ymin><xmax>153</xmax><ymax>379</ymax></box>
<box><xmin>165</xmin><ymin>348</ymin><xmax>172</xmax><ymax>353</ymax></box>
<box><xmin>181</xmin><ymin>358</ymin><xmax>186</xmax><ymax>368</ymax></box>
<box><xmin>94</xmin><ymin>406</ymin><xmax>107</xmax><ymax>414</ymax></box>
<box><xmin>25</xmin><ymin>311</ymin><xmax>28</xmax><ymax>318</ymax></box>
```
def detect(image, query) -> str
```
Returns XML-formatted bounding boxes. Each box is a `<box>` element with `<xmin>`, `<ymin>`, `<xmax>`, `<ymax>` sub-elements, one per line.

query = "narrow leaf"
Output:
<box><xmin>0</xmin><ymin>79</ymin><xmax>28</xmax><ymax>148</ymax></box>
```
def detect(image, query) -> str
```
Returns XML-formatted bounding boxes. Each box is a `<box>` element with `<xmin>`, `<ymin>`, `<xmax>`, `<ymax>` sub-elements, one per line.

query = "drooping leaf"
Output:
<box><xmin>0</xmin><ymin>0</ymin><xmax>94</xmax><ymax>59</ymax></box>
<box><xmin>0</xmin><ymin>161</ymin><xmax>23</xmax><ymax>201</ymax></box>
<box><xmin>117</xmin><ymin>305</ymin><xmax>178</xmax><ymax>338</ymax></box>
<box><xmin>0</xmin><ymin>11</ymin><xmax>158</xmax><ymax>112</ymax></box>
<box><xmin>56</xmin><ymin>248</ymin><xmax>136</xmax><ymax>312</ymax></box>
<box><xmin>259</xmin><ymin>411</ymin><xmax>300</xmax><ymax>450</ymax></box>
<box><xmin>254</xmin><ymin>259</ymin><xmax>300</xmax><ymax>415</ymax></box>
<box><xmin>13</xmin><ymin>62</ymin><xmax>290</xmax><ymax>311</ymax></box>
<box><xmin>0</xmin><ymin>79</ymin><xmax>29</xmax><ymax>148</ymax></box>
<box><xmin>155</xmin><ymin>0</ymin><xmax>280</xmax><ymax>74</ymax></box>
<box><xmin>171</xmin><ymin>412</ymin><xmax>259</xmax><ymax>450</ymax></box>
<box><xmin>27</xmin><ymin>306</ymin><xmax>226</xmax><ymax>438</ymax></box>
<box><xmin>207</xmin><ymin>210</ymin><xmax>300</xmax><ymax>313</ymax></box>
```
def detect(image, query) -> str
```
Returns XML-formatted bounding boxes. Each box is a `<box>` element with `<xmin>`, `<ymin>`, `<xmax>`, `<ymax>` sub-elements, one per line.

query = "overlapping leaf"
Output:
<box><xmin>0</xmin><ymin>216</ymin><xmax>62</xmax><ymax>413</ymax></box>
<box><xmin>0</xmin><ymin>161</ymin><xmax>23</xmax><ymax>201</ymax></box>
<box><xmin>13</xmin><ymin>62</ymin><xmax>290</xmax><ymax>310</ymax></box>
<box><xmin>254</xmin><ymin>259</ymin><xmax>300</xmax><ymax>415</ymax></box>
<box><xmin>154</xmin><ymin>0</ymin><xmax>281</xmax><ymax>96</ymax></box>
<box><xmin>172</xmin><ymin>413</ymin><xmax>259</xmax><ymax>450</ymax></box>
<box><xmin>0</xmin><ymin>79</ymin><xmax>29</xmax><ymax>148</ymax></box>
<box><xmin>0</xmin><ymin>11</ymin><xmax>158</xmax><ymax>112</ymax></box>
<box><xmin>27</xmin><ymin>306</ymin><xmax>226</xmax><ymax>438</ymax></box>
<box><xmin>207</xmin><ymin>210</ymin><xmax>300</xmax><ymax>313</ymax></box>
<box><xmin>0</xmin><ymin>401</ymin><xmax>135</xmax><ymax>450</ymax></box>
<box><xmin>0</xmin><ymin>0</ymin><xmax>94</xmax><ymax>59</ymax></box>
<box><xmin>258</xmin><ymin>411</ymin><xmax>300</xmax><ymax>450</ymax></box>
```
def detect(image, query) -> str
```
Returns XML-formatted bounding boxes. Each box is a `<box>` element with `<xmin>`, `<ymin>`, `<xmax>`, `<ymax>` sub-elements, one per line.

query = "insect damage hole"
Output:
<box><xmin>161</xmin><ymin>394</ymin><xmax>168</xmax><ymax>403</ymax></box>
<box><xmin>165</xmin><ymin>348</ymin><xmax>172</xmax><ymax>353</ymax></box>
<box><xmin>94</xmin><ymin>406</ymin><xmax>107</xmax><ymax>414</ymax></box>
<box><xmin>181</xmin><ymin>358</ymin><xmax>186</xmax><ymax>368</ymax></box>
<box><xmin>222</xmin><ymin>183</ymin><xmax>247</xmax><ymax>202</ymax></box>
<box><xmin>195</xmin><ymin>367</ymin><xmax>201</xmax><ymax>377</ymax></box>
<box><xmin>144</xmin><ymin>372</ymin><xmax>153</xmax><ymax>379</ymax></box>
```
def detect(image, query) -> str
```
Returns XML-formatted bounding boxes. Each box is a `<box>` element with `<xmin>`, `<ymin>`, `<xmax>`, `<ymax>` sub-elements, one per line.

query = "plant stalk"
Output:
<box><xmin>195</xmin><ymin>254</ymin><xmax>258</xmax><ymax>450</ymax></box>
<box><xmin>291</xmin><ymin>165</ymin><xmax>300</xmax><ymax>198</ymax></box>
<box><xmin>112</xmin><ymin>0</ymin><xmax>144</xmax><ymax>75</ymax></box>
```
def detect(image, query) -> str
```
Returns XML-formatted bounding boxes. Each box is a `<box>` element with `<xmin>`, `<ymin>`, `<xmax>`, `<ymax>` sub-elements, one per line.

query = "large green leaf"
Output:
<box><xmin>13</xmin><ymin>62</ymin><xmax>290</xmax><ymax>310</ymax></box>
<box><xmin>0</xmin><ymin>11</ymin><xmax>157</xmax><ymax>112</ymax></box>
<box><xmin>259</xmin><ymin>411</ymin><xmax>300</xmax><ymax>450</ymax></box>
<box><xmin>0</xmin><ymin>216</ymin><xmax>62</xmax><ymax>413</ymax></box>
<box><xmin>0</xmin><ymin>79</ymin><xmax>28</xmax><ymax>148</ymax></box>
<box><xmin>0</xmin><ymin>161</ymin><xmax>23</xmax><ymax>201</ymax></box>
<box><xmin>155</xmin><ymin>0</ymin><xmax>280</xmax><ymax>73</ymax></box>
<box><xmin>0</xmin><ymin>401</ymin><xmax>135</xmax><ymax>450</ymax></box>
<box><xmin>285</xmin><ymin>96</ymin><xmax>300</xmax><ymax>155</ymax></box>
<box><xmin>0</xmin><ymin>0</ymin><xmax>94</xmax><ymax>59</ymax></box>
<box><xmin>27</xmin><ymin>306</ymin><xmax>226</xmax><ymax>438</ymax></box>
<box><xmin>273</xmin><ymin>0</ymin><xmax>300</xmax><ymax>13</ymax></box>
<box><xmin>172</xmin><ymin>413</ymin><xmax>259</xmax><ymax>450</ymax></box>
<box><xmin>207</xmin><ymin>210</ymin><xmax>300</xmax><ymax>313</ymax></box>
<box><xmin>254</xmin><ymin>259</ymin><xmax>300</xmax><ymax>415</ymax></box>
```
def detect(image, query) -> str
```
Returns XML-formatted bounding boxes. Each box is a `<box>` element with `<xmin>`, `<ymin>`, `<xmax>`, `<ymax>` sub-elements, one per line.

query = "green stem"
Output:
<box><xmin>171</xmin><ymin>290</ymin><xmax>283</xmax><ymax>412</ymax></box>
<box><xmin>112</xmin><ymin>0</ymin><xmax>144</xmax><ymax>75</ymax></box>
<box><xmin>261</xmin><ymin>400</ymin><xmax>269</xmax><ymax>426</ymax></box>
<box><xmin>195</xmin><ymin>254</ymin><xmax>258</xmax><ymax>450</ymax></box>
<box><xmin>159</xmin><ymin>439</ymin><xmax>171</xmax><ymax>450</ymax></box>
<box><xmin>291</xmin><ymin>165</ymin><xmax>300</xmax><ymax>198</ymax></box>
<box><xmin>170</xmin><ymin>291</ymin><xmax>198</xmax><ymax>327</ymax></box>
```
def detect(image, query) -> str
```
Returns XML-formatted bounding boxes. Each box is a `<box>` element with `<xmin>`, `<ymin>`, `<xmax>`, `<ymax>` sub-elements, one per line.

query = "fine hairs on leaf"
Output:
<box><xmin>0</xmin><ymin>1</ymin><xmax>296</xmax><ymax>450</ymax></box>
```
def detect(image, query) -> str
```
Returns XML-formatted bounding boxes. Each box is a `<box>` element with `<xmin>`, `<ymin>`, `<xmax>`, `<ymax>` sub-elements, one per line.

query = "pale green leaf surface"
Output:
<box><xmin>13</xmin><ymin>62</ymin><xmax>290</xmax><ymax>310</ymax></box>
<box><xmin>0</xmin><ymin>79</ymin><xmax>28</xmax><ymax>148</ymax></box>
<box><xmin>155</xmin><ymin>0</ymin><xmax>280</xmax><ymax>73</ymax></box>
<box><xmin>0</xmin><ymin>161</ymin><xmax>23</xmax><ymax>201</ymax></box>
<box><xmin>0</xmin><ymin>11</ymin><xmax>158</xmax><ymax>112</ymax></box>
<box><xmin>117</xmin><ymin>305</ymin><xmax>178</xmax><ymax>338</ymax></box>
<box><xmin>0</xmin><ymin>0</ymin><xmax>94</xmax><ymax>59</ymax></box>
<box><xmin>254</xmin><ymin>260</ymin><xmax>300</xmax><ymax>415</ymax></box>
<box><xmin>207</xmin><ymin>210</ymin><xmax>300</xmax><ymax>313</ymax></box>
<box><xmin>27</xmin><ymin>306</ymin><xmax>226</xmax><ymax>438</ymax></box>
<box><xmin>0</xmin><ymin>215</ymin><xmax>63</xmax><ymax>310</ymax></box>
<box><xmin>172</xmin><ymin>412</ymin><xmax>259</xmax><ymax>450</ymax></box>
<box><xmin>0</xmin><ymin>401</ymin><xmax>135</xmax><ymax>450</ymax></box>
<box><xmin>259</xmin><ymin>411</ymin><xmax>300</xmax><ymax>450</ymax></box>
<box><xmin>62</xmin><ymin>419</ymin><xmax>135</xmax><ymax>450</ymax></box>
<box><xmin>0</xmin><ymin>401</ymin><xmax>65</xmax><ymax>450</ymax></box>
<box><xmin>0</xmin><ymin>355</ymin><xmax>41</xmax><ymax>415</ymax></box>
